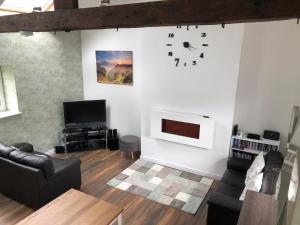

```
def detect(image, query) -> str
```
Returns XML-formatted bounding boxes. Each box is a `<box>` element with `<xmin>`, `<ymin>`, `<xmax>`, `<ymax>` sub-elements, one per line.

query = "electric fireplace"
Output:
<box><xmin>151</xmin><ymin>109</ymin><xmax>215</xmax><ymax>149</ymax></box>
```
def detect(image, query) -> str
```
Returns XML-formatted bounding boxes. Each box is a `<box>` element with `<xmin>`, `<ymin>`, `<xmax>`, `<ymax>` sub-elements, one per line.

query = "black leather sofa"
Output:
<box><xmin>207</xmin><ymin>151</ymin><xmax>283</xmax><ymax>225</ymax></box>
<box><xmin>0</xmin><ymin>143</ymin><xmax>81</xmax><ymax>209</ymax></box>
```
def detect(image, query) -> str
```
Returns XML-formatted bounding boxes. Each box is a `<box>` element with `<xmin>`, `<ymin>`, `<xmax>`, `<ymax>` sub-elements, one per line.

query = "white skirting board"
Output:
<box><xmin>151</xmin><ymin>108</ymin><xmax>215</xmax><ymax>149</ymax></box>
<box><xmin>140</xmin><ymin>155</ymin><xmax>222</xmax><ymax>180</ymax></box>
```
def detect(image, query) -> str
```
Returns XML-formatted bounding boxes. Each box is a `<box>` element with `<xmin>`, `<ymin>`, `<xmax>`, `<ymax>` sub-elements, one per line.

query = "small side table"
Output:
<box><xmin>119</xmin><ymin>135</ymin><xmax>140</xmax><ymax>159</ymax></box>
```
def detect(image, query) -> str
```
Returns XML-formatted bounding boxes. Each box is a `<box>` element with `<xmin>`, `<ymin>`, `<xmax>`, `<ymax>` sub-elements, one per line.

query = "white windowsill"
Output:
<box><xmin>0</xmin><ymin>110</ymin><xmax>22</xmax><ymax>119</ymax></box>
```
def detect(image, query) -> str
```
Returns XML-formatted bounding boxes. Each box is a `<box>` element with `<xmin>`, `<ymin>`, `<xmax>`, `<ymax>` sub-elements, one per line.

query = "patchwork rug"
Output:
<box><xmin>107</xmin><ymin>159</ymin><xmax>214</xmax><ymax>214</ymax></box>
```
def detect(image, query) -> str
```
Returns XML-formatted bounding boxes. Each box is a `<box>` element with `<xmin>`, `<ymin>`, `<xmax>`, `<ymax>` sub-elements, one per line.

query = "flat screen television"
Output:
<box><xmin>63</xmin><ymin>100</ymin><xmax>106</xmax><ymax>126</ymax></box>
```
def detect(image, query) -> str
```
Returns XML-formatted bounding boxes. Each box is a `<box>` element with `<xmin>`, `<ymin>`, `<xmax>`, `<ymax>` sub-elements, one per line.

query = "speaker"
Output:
<box><xmin>108</xmin><ymin>129</ymin><xmax>113</xmax><ymax>137</ymax></box>
<box><xmin>263</xmin><ymin>130</ymin><xmax>280</xmax><ymax>141</ymax></box>
<box><xmin>55</xmin><ymin>146</ymin><xmax>65</xmax><ymax>154</ymax></box>
<box><xmin>107</xmin><ymin>137</ymin><xmax>119</xmax><ymax>151</ymax></box>
<box><xmin>113</xmin><ymin>129</ymin><xmax>118</xmax><ymax>137</ymax></box>
<box><xmin>247</xmin><ymin>133</ymin><xmax>260</xmax><ymax>140</ymax></box>
<box><xmin>232</xmin><ymin>124</ymin><xmax>238</xmax><ymax>136</ymax></box>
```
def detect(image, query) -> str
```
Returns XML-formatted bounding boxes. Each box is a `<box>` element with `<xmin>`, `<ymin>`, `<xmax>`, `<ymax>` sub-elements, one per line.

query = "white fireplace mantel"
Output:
<box><xmin>150</xmin><ymin>109</ymin><xmax>215</xmax><ymax>149</ymax></box>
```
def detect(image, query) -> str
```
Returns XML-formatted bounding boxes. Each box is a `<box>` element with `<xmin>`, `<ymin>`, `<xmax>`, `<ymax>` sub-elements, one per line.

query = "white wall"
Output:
<box><xmin>80</xmin><ymin>0</ymin><xmax>245</xmax><ymax>178</ymax></box>
<box><xmin>140</xmin><ymin>25</ymin><xmax>244</xmax><ymax>178</ymax></box>
<box><xmin>234</xmin><ymin>20</ymin><xmax>300</xmax><ymax>149</ymax></box>
<box><xmin>81</xmin><ymin>28</ymin><xmax>142</xmax><ymax>137</ymax></box>
<box><xmin>79</xmin><ymin>0</ymin><xmax>164</xmax><ymax>138</ymax></box>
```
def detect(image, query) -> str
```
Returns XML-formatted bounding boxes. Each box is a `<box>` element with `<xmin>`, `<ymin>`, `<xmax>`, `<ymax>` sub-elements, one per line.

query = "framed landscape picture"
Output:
<box><xmin>96</xmin><ymin>51</ymin><xmax>133</xmax><ymax>86</ymax></box>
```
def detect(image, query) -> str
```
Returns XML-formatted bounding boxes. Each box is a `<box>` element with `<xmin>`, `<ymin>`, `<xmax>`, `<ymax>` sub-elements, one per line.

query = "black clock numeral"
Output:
<box><xmin>175</xmin><ymin>58</ymin><xmax>180</xmax><ymax>67</ymax></box>
<box><xmin>193</xmin><ymin>61</ymin><xmax>197</xmax><ymax>65</ymax></box>
<box><xmin>195</xmin><ymin>25</ymin><xmax>198</xmax><ymax>29</ymax></box>
<box><xmin>169</xmin><ymin>33</ymin><xmax>175</xmax><ymax>38</ymax></box>
<box><xmin>201</xmin><ymin>33</ymin><xmax>207</xmax><ymax>37</ymax></box>
<box><xmin>200</xmin><ymin>53</ymin><xmax>204</xmax><ymax>58</ymax></box>
<box><xmin>202</xmin><ymin>44</ymin><xmax>208</xmax><ymax>47</ymax></box>
<box><xmin>177</xmin><ymin>25</ymin><xmax>182</xmax><ymax>29</ymax></box>
<box><xmin>168</xmin><ymin>52</ymin><xmax>173</xmax><ymax>56</ymax></box>
<box><xmin>187</xmin><ymin>26</ymin><xmax>190</xmax><ymax>30</ymax></box>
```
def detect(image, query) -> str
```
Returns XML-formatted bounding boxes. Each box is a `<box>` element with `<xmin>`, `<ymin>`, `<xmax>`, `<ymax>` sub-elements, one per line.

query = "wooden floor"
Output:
<box><xmin>0</xmin><ymin>149</ymin><xmax>217</xmax><ymax>225</ymax></box>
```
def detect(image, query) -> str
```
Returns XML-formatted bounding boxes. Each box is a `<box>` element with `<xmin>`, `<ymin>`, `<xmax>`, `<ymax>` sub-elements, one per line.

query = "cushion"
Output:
<box><xmin>264</xmin><ymin>151</ymin><xmax>284</xmax><ymax>172</ymax></box>
<box><xmin>227</xmin><ymin>157</ymin><xmax>253</xmax><ymax>173</ymax></box>
<box><xmin>245</xmin><ymin>152</ymin><xmax>265</xmax><ymax>185</ymax></box>
<box><xmin>221</xmin><ymin>169</ymin><xmax>246</xmax><ymax>189</ymax></box>
<box><xmin>9</xmin><ymin>150</ymin><xmax>54</xmax><ymax>178</ymax></box>
<box><xmin>11</xmin><ymin>143</ymin><xmax>34</xmax><ymax>153</ymax></box>
<box><xmin>239</xmin><ymin>172</ymin><xmax>264</xmax><ymax>201</ymax></box>
<box><xmin>215</xmin><ymin>182</ymin><xmax>244</xmax><ymax>199</ymax></box>
<box><xmin>0</xmin><ymin>143</ymin><xmax>15</xmax><ymax>158</ymax></box>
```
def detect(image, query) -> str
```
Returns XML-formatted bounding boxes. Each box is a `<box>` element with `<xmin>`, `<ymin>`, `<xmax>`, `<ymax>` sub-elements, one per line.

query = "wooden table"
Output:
<box><xmin>16</xmin><ymin>189</ymin><xmax>123</xmax><ymax>225</ymax></box>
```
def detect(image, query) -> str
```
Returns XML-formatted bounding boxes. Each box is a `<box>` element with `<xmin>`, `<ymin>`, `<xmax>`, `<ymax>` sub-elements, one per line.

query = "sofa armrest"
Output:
<box><xmin>40</xmin><ymin>157</ymin><xmax>81</xmax><ymax>208</ymax></box>
<box><xmin>227</xmin><ymin>157</ymin><xmax>252</xmax><ymax>173</ymax></box>
<box><xmin>12</xmin><ymin>143</ymin><xmax>34</xmax><ymax>153</ymax></box>
<box><xmin>207</xmin><ymin>192</ymin><xmax>243</xmax><ymax>225</ymax></box>
<box><xmin>52</xmin><ymin>157</ymin><xmax>81</xmax><ymax>177</ymax></box>
<box><xmin>208</xmin><ymin>192</ymin><xmax>242</xmax><ymax>212</ymax></box>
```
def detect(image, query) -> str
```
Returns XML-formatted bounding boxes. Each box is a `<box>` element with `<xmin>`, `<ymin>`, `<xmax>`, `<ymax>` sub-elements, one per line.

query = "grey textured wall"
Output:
<box><xmin>0</xmin><ymin>32</ymin><xmax>83</xmax><ymax>152</ymax></box>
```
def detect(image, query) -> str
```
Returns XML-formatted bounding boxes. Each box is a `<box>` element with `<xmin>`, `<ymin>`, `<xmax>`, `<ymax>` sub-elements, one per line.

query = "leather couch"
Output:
<box><xmin>207</xmin><ymin>151</ymin><xmax>283</xmax><ymax>225</ymax></box>
<box><xmin>0</xmin><ymin>142</ymin><xmax>81</xmax><ymax>209</ymax></box>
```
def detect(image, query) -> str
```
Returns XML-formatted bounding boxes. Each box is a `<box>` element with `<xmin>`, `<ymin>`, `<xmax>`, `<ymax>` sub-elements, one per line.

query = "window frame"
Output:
<box><xmin>0</xmin><ymin>69</ymin><xmax>6</xmax><ymax>112</ymax></box>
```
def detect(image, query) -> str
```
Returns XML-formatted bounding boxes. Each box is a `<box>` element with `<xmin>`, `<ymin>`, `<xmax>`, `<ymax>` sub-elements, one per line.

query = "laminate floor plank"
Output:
<box><xmin>0</xmin><ymin>149</ymin><xmax>216</xmax><ymax>225</ymax></box>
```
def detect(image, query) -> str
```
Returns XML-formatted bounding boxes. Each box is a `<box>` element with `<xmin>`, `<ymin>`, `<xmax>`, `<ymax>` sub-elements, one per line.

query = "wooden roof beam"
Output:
<box><xmin>0</xmin><ymin>0</ymin><xmax>299</xmax><ymax>33</ymax></box>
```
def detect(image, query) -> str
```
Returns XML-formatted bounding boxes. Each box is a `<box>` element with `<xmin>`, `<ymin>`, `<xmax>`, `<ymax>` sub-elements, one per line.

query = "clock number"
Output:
<box><xmin>195</xmin><ymin>25</ymin><xmax>199</xmax><ymax>29</ymax></box>
<box><xmin>169</xmin><ymin>33</ymin><xmax>175</xmax><ymax>38</ymax></box>
<box><xmin>168</xmin><ymin>52</ymin><xmax>173</xmax><ymax>56</ymax></box>
<box><xmin>193</xmin><ymin>61</ymin><xmax>197</xmax><ymax>65</ymax></box>
<box><xmin>175</xmin><ymin>58</ymin><xmax>180</xmax><ymax>67</ymax></box>
<box><xmin>177</xmin><ymin>25</ymin><xmax>182</xmax><ymax>29</ymax></box>
<box><xmin>201</xmin><ymin>33</ymin><xmax>207</xmax><ymax>37</ymax></box>
<box><xmin>187</xmin><ymin>26</ymin><xmax>190</xmax><ymax>30</ymax></box>
<box><xmin>200</xmin><ymin>53</ymin><xmax>204</xmax><ymax>59</ymax></box>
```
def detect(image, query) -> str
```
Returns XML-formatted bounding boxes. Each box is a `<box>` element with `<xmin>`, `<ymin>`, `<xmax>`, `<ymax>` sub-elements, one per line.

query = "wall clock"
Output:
<box><xmin>166</xmin><ymin>25</ymin><xmax>208</xmax><ymax>67</ymax></box>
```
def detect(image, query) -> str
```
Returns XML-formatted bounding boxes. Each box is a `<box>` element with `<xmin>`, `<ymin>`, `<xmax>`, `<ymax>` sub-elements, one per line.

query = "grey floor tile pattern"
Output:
<box><xmin>107</xmin><ymin>159</ymin><xmax>214</xmax><ymax>214</ymax></box>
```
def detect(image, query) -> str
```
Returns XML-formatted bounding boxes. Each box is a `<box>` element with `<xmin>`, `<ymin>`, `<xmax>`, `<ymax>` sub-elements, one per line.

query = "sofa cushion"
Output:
<box><xmin>221</xmin><ymin>169</ymin><xmax>246</xmax><ymax>189</ymax></box>
<box><xmin>9</xmin><ymin>150</ymin><xmax>54</xmax><ymax>178</ymax></box>
<box><xmin>245</xmin><ymin>152</ymin><xmax>265</xmax><ymax>185</ymax></box>
<box><xmin>12</xmin><ymin>143</ymin><xmax>34</xmax><ymax>153</ymax></box>
<box><xmin>0</xmin><ymin>143</ymin><xmax>15</xmax><ymax>158</ymax></box>
<box><xmin>240</xmin><ymin>172</ymin><xmax>264</xmax><ymax>201</ymax></box>
<box><xmin>227</xmin><ymin>157</ymin><xmax>253</xmax><ymax>173</ymax></box>
<box><xmin>215</xmin><ymin>182</ymin><xmax>244</xmax><ymax>199</ymax></box>
<box><xmin>264</xmin><ymin>151</ymin><xmax>284</xmax><ymax>172</ymax></box>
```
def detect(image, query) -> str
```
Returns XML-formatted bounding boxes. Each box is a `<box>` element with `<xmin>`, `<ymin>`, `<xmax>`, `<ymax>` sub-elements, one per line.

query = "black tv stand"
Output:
<box><xmin>63</xmin><ymin>124</ymin><xmax>108</xmax><ymax>152</ymax></box>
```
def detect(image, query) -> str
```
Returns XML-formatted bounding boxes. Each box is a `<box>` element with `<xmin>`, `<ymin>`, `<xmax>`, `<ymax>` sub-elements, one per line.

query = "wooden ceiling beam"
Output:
<box><xmin>0</xmin><ymin>0</ymin><xmax>299</xmax><ymax>33</ymax></box>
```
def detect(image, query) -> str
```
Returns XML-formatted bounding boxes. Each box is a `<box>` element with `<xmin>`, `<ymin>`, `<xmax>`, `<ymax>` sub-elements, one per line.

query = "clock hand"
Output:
<box><xmin>189</xmin><ymin>45</ymin><xmax>198</xmax><ymax>51</ymax></box>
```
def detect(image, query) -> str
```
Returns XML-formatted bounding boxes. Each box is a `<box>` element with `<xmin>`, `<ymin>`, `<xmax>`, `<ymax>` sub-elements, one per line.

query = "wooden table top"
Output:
<box><xmin>16</xmin><ymin>189</ymin><xmax>123</xmax><ymax>225</ymax></box>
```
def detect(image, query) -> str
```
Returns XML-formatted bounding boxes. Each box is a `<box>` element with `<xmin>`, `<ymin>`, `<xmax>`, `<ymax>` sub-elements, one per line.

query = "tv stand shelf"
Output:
<box><xmin>63</xmin><ymin>125</ymin><xmax>107</xmax><ymax>152</ymax></box>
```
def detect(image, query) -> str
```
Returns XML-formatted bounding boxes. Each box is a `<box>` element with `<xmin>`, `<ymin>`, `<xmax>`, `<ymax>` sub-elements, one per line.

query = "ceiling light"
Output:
<box><xmin>33</xmin><ymin>6</ymin><xmax>42</xmax><ymax>12</ymax></box>
<box><xmin>19</xmin><ymin>31</ymin><xmax>34</xmax><ymax>37</ymax></box>
<box><xmin>99</xmin><ymin>0</ymin><xmax>110</xmax><ymax>6</ymax></box>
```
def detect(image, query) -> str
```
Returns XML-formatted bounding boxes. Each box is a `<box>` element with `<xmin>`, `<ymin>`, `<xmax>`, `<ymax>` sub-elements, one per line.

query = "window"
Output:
<box><xmin>0</xmin><ymin>69</ymin><xmax>6</xmax><ymax>112</ymax></box>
